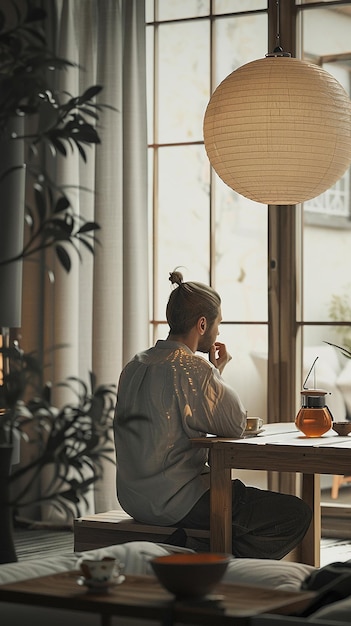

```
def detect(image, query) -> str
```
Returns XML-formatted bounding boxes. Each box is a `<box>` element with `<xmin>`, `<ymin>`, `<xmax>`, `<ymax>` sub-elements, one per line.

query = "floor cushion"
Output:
<box><xmin>0</xmin><ymin>540</ymin><xmax>316</xmax><ymax>588</ymax></box>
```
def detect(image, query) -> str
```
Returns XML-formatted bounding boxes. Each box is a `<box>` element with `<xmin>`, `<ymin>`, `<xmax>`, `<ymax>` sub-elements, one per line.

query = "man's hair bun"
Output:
<box><xmin>169</xmin><ymin>270</ymin><xmax>183</xmax><ymax>286</ymax></box>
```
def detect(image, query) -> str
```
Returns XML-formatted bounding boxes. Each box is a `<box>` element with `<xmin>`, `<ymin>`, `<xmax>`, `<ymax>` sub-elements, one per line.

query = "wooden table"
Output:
<box><xmin>191</xmin><ymin>422</ymin><xmax>351</xmax><ymax>567</ymax></box>
<box><xmin>0</xmin><ymin>570</ymin><xmax>315</xmax><ymax>626</ymax></box>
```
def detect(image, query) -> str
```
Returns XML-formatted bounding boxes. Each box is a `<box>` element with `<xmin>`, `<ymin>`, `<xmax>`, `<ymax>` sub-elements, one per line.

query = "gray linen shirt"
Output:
<box><xmin>114</xmin><ymin>339</ymin><xmax>246</xmax><ymax>525</ymax></box>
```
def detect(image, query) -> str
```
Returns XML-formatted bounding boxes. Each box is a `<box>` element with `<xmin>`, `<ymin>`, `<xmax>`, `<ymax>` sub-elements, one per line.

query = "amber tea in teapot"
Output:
<box><xmin>295</xmin><ymin>389</ymin><xmax>333</xmax><ymax>437</ymax></box>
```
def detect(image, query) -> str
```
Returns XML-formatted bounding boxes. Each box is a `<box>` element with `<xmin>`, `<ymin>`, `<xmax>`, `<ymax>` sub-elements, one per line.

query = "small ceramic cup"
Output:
<box><xmin>245</xmin><ymin>417</ymin><xmax>263</xmax><ymax>432</ymax></box>
<box><xmin>78</xmin><ymin>557</ymin><xmax>121</xmax><ymax>584</ymax></box>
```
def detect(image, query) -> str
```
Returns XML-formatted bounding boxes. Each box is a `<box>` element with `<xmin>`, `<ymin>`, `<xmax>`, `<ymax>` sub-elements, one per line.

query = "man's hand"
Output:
<box><xmin>209</xmin><ymin>342</ymin><xmax>232</xmax><ymax>374</ymax></box>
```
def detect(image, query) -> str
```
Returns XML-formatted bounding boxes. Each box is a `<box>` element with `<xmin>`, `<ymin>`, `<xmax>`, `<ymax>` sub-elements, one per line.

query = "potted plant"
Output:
<box><xmin>0</xmin><ymin>2</ymin><xmax>117</xmax><ymax>562</ymax></box>
<box><xmin>0</xmin><ymin>1</ymin><xmax>106</xmax><ymax>276</ymax></box>
<box><xmin>0</xmin><ymin>342</ymin><xmax>116</xmax><ymax>564</ymax></box>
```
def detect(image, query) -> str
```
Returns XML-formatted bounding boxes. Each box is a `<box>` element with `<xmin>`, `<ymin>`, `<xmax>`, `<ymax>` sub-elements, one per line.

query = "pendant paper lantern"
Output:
<box><xmin>203</xmin><ymin>55</ymin><xmax>351</xmax><ymax>205</ymax></box>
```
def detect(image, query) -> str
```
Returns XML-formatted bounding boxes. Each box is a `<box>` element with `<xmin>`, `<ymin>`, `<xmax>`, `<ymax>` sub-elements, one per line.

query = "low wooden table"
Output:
<box><xmin>0</xmin><ymin>570</ymin><xmax>315</xmax><ymax>626</ymax></box>
<box><xmin>191</xmin><ymin>422</ymin><xmax>351</xmax><ymax>567</ymax></box>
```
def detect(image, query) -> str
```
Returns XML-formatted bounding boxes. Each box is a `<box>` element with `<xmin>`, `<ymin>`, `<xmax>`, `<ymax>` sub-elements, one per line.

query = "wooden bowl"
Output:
<box><xmin>150</xmin><ymin>552</ymin><xmax>231</xmax><ymax>599</ymax></box>
<box><xmin>332</xmin><ymin>422</ymin><xmax>351</xmax><ymax>436</ymax></box>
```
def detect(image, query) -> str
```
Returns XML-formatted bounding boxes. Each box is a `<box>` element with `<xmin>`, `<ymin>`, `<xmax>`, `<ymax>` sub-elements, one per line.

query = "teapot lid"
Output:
<box><xmin>300</xmin><ymin>388</ymin><xmax>328</xmax><ymax>396</ymax></box>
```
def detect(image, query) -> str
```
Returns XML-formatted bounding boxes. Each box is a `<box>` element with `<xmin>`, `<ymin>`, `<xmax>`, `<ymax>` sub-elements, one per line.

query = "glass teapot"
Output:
<box><xmin>295</xmin><ymin>388</ymin><xmax>333</xmax><ymax>437</ymax></box>
<box><xmin>295</xmin><ymin>356</ymin><xmax>334</xmax><ymax>437</ymax></box>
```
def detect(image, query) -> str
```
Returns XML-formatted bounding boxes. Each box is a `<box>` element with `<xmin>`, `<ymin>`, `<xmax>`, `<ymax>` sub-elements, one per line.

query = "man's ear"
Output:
<box><xmin>198</xmin><ymin>316</ymin><xmax>207</xmax><ymax>335</ymax></box>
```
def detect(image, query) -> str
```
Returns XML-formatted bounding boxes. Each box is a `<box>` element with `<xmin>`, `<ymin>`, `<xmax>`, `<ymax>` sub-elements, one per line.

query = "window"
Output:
<box><xmin>146</xmin><ymin>0</ymin><xmax>351</xmax><ymax>431</ymax></box>
<box><xmin>147</xmin><ymin>1</ymin><xmax>269</xmax><ymax>418</ymax></box>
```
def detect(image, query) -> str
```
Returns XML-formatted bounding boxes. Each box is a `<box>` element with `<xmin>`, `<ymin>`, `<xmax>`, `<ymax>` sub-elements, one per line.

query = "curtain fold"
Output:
<box><xmin>19</xmin><ymin>0</ymin><xmax>149</xmax><ymax>520</ymax></box>
<box><xmin>122</xmin><ymin>0</ymin><xmax>150</xmax><ymax>365</ymax></box>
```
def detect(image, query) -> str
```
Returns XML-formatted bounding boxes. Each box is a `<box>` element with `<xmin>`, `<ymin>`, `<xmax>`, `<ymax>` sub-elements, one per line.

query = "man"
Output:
<box><xmin>114</xmin><ymin>271</ymin><xmax>311</xmax><ymax>558</ymax></box>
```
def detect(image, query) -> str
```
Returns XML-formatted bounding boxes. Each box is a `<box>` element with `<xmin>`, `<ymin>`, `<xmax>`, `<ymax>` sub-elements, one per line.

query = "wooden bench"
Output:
<box><xmin>74</xmin><ymin>509</ymin><xmax>210</xmax><ymax>552</ymax></box>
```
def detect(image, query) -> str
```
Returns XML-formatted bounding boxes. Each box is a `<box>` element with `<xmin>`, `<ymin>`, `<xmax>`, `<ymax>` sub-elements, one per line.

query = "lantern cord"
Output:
<box><xmin>275</xmin><ymin>0</ymin><xmax>280</xmax><ymax>50</ymax></box>
<box><xmin>266</xmin><ymin>0</ymin><xmax>291</xmax><ymax>58</ymax></box>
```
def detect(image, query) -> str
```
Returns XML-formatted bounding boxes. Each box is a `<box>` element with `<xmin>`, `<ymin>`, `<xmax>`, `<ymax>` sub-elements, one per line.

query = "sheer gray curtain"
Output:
<box><xmin>21</xmin><ymin>0</ymin><xmax>149</xmax><ymax>520</ymax></box>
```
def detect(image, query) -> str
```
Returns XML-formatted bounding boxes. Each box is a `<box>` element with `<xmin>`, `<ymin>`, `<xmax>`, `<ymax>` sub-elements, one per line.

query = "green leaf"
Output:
<box><xmin>75</xmin><ymin>124</ymin><xmax>100</xmax><ymax>144</ymax></box>
<box><xmin>0</xmin><ymin>164</ymin><xmax>25</xmax><ymax>184</ymax></box>
<box><xmin>40</xmin><ymin>225</ymin><xmax>69</xmax><ymax>243</ymax></box>
<box><xmin>77</xmin><ymin>85</ymin><xmax>103</xmax><ymax>105</ymax></box>
<box><xmin>50</xmin><ymin>136</ymin><xmax>67</xmax><ymax>157</ymax></box>
<box><xmin>324</xmin><ymin>341</ymin><xmax>351</xmax><ymax>360</ymax></box>
<box><xmin>77</xmin><ymin>238</ymin><xmax>95</xmax><ymax>255</ymax></box>
<box><xmin>55</xmin><ymin>245</ymin><xmax>71</xmax><ymax>272</ymax></box>
<box><xmin>54</xmin><ymin>195</ymin><xmax>70</xmax><ymax>214</ymax></box>
<box><xmin>77</xmin><ymin>221</ymin><xmax>100</xmax><ymax>234</ymax></box>
<box><xmin>79</xmin><ymin>107</ymin><xmax>99</xmax><ymax>121</ymax></box>
<box><xmin>34</xmin><ymin>184</ymin><xmax>46</xmax><ymax>222</ymax></box>
<box><xmin>76</xmin><ymin>142</ymin><xmax>87</xmax><ymax>162</ymax></box>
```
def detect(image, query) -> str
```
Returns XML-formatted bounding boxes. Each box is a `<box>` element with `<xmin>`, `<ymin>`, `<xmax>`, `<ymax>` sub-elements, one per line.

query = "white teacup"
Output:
<box><xmin>78</xmin><ymin>557</ymin><xmax>121</xmax><ymax>584</ymax></box>
<box><xmin>245</xmin><ymin>417</ymin><xmax>263</xmax><ymax>433</ymax></box>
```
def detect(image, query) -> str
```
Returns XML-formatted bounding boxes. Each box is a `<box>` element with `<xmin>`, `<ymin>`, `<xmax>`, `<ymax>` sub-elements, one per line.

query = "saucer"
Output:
<box><xmin>243</xmin><ymin>428</ymin><xmax>265</xmax><ymax>438</ymax></box>
<box><xmin>77</xmin><ymin>575</ymin><xmax>125</xmax><ymax>593</ymax></box>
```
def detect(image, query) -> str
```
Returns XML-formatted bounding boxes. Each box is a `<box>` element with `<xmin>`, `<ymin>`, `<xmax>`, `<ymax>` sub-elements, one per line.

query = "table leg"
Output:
<box><xmin>101</xmin><ymin>614</ymin><xmax>111</xmax><ymax>626</ymax></box>
<box><xmin>210</xmin><ymin>448</ymin><xmax>232</xmax><ymax>553</ymax></box>
<box><xmin>299</xmin><ymin>473</ymin><xmax>321</xmax><ymax>567</ymax></box>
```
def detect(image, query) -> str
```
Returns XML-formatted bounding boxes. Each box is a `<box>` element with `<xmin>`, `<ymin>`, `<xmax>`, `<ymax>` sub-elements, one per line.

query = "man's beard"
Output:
<box><xmin>197</xmin><ymin>331</ymin><xmax>213</xmax><ymax>354</ymax></box>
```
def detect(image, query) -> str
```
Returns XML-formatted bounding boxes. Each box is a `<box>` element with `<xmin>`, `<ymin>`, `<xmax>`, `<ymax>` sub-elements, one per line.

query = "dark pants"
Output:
<box><xmin>174</xmin><ymin>479</ymin><xmax>312</xmax><ymax>560</ymax></box>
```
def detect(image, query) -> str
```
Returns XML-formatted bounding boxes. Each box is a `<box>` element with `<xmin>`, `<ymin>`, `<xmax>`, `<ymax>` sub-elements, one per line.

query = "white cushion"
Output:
<box><xmin>223</xmin><ymin>558</ymin><xmax>315</xmax><ymax>591</ymax></box>
<box><xmin>0</xmin><ymin>541</ymin><xmax>316</xmax><ymax>590</ymax></box>
<box><xmin>0</xmin><ymin>553</ymin><xmax>77</xmax><ymax>585</ymax></box>
<box><xmin>0</xmin><ymin>541</ymin><xmax>173</xmax><ymax>585</ymax></box>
